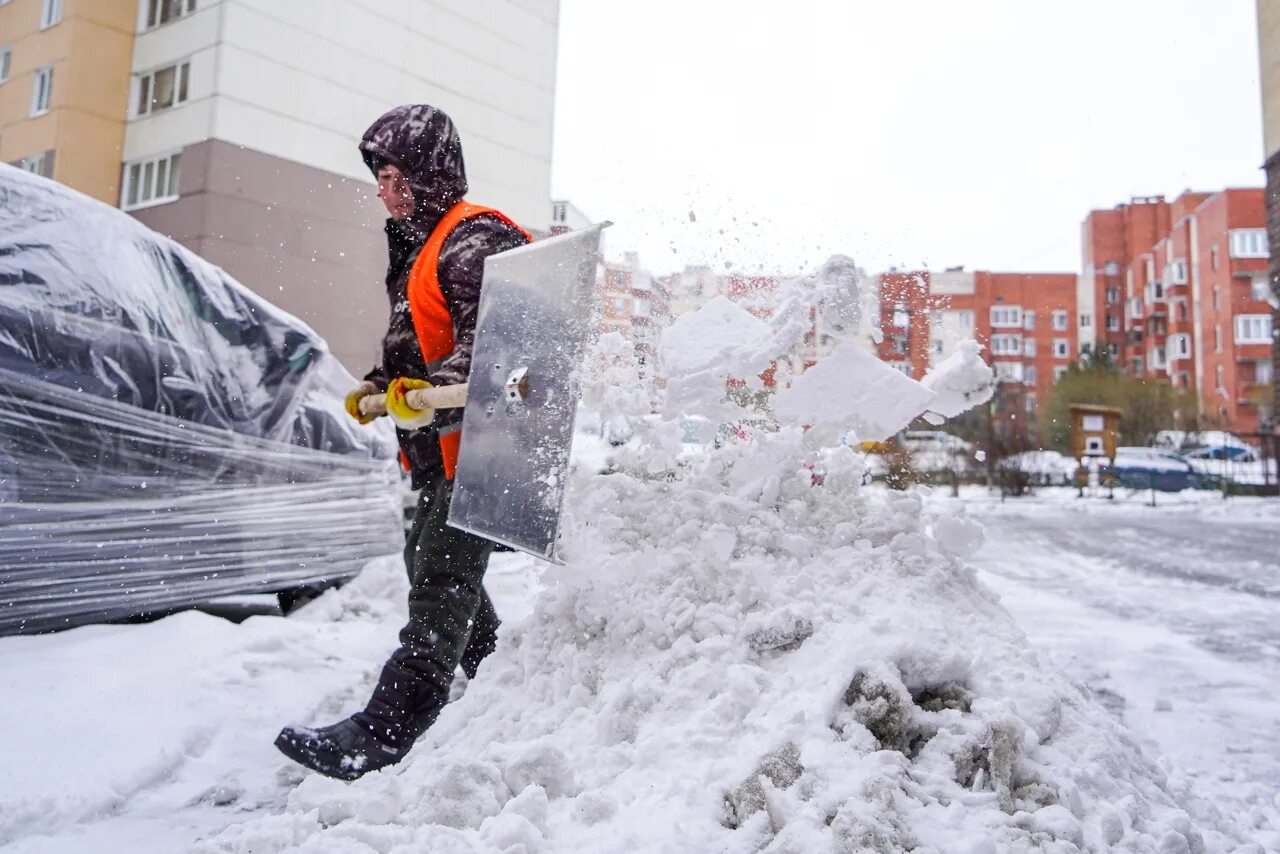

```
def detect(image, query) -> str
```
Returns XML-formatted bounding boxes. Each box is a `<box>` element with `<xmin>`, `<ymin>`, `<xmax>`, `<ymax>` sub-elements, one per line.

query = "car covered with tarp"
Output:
<box><xmin>0</xmin><ymin>165</ymin><xmax>402</xmax><ymax>634</ymax></box>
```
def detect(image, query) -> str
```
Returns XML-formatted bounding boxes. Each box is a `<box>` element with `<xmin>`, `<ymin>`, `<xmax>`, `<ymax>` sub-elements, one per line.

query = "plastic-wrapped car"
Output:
<box><xmin>0</xmin><ymin>166</ymin><xmax>402</xmax><ymax>634</ymax></box>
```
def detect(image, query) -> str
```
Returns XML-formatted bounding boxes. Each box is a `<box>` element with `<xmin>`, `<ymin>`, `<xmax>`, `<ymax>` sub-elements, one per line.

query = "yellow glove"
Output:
<box><xmin>344</xmin><ymin>381</ymin><xmax>381</xmax><ymax>425</ymax></box>
<box><xmin>386</xmin><ymin>376</ymin><xmax>436</xmax><ymax>430</ymax></box>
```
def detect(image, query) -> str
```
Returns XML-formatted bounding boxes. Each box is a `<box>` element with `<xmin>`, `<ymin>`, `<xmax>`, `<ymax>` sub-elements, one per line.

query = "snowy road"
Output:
<box><xmin>942</xmin><ymin>488</ymin><xmax>1280</xmax><ymax>850</ymax></box>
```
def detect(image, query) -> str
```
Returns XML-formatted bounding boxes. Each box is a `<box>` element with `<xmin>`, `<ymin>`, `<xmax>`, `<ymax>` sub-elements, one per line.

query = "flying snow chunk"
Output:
<box><xmin>774</xmin><ymin>344</ymin><xmax>935</xmax><ymax>442</ymax></box>
<box><xmin>920</xmin><ymin>340</ymin><xmax>995</xmax><ymax>418</ymax></box>
<box><xmin>660</xmin><ymin>296</ymin><xmax>774</xmax><ymax>377</ymax></box>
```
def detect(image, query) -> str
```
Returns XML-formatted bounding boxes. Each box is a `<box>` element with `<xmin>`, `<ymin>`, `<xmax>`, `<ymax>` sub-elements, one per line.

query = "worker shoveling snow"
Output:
<box><xmin>198</xmin><ymin>267</ymin><xmax>1208</xmax><ymax>854</ymax></box>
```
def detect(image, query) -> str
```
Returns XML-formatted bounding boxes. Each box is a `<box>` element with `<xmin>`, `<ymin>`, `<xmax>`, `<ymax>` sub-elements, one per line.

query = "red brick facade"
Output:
<box><xmin>1085</xmin><ymin>190</ymin><xmax>1272</xmax><ymax>432</ymax></box>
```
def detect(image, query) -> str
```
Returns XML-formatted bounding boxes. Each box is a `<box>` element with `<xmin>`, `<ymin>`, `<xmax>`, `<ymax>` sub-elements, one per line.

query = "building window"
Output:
<box><xmin>932</xmin><ymin>339</ymin><xmax>944</xmax><ymax>355</ymax></box>
<box><xmin>958</xmin><ymin>310</ymin><xmax>974</xmax><ymax>329</ymax></box>
<box><xmin>1132</xmin><ymin>357</ymin><xmax>1144</xmax><ymax>374</ymax></box>
<box><xmin>1214</xmin><ymin>324</ymin><xmax>1222</xmax><ymax>353</ymax></box>
<box><xmin>1080</xmin><ymin>313</ymin><xmax>1092</xmax><ymax>329</ymax></box>
<box><xmin>993</xmin><ymin>362</ymin><xmax>1024</xmax><ymax>383</ymax></box>
<box><xmin>30</xmin><ymin>66</ymin><xmax>53</xmax><ymax>116</ymax></box>
<box><xmin>1175</xmin><ymin>300</ymin><xmax>1187</xmax><ymax>322</ymax></box>
<box><xmin>990</xmin><ymin>334</ymin><xmax>1023</xmax><ymax>356</ymax></box>
<box><xmin>1212</xmin><ymin>285</ymin><xmax>1220</xmax><ymax>312</ymax></box>
<box><xmin>1104</xmin><ymin>288</ymin><xmax>1119</xmax><ymax>305</ymax></box>
<box><xmin>121</xmin><ymin>151</ymin><xmax>182</xmax><ymax>210</ymax></box>
<box><xmin>1235</xmin><ymin>314</ymin><xmax>1272</xmax><ymax>344</ymax></box>
<box><xmin>552</xmin><ymin>203</ymin><xmax>566</xmax><ymax>223</ymax></box>
<box><xmin>40</xmin><ymin>0</ymin><xmax>62</xmax><ymax>29</ymax></box>
<box><xmin>1216</xmin><ymin>365</ymin><xmax>1224</xmax><ymax>391</ymax></box>
<box><xmin>143</xmin><ymin>0</ymin><xmax>198</xmax><ymax>30</ymax></box>
<box><xmin>0</xmin><ymin>44</ymin><xmax>11</xmax><ymax>83</ymax></box>
<box><xmin>892</xmin><ymin>362</ymin><xmax>913</xmax><ymax>376</ymax></box>
<box><xmin>1053</xmin><ymin>365</ymin><xmax>1068</xmax><ymax>382</ymax></box>
<box><xmin>1106</xmin><ymin>314</ymin><xmax>1119</xmax><ymax>332</ymax></box>
<box><xmin>1146</xmin><ymin>281</ymin><xmax>1165</xmax><ymax>302</ymax></box>
<box><xmin>1053</xmin><ymin>339</ymin><xmax>1069</xmax><ymax>359</ymax></box>
<box><xmin>1149</xmin><ymin>346</ymin><xmax>1167</xmax><ymax>371</ymax></box>
<box><xmin>891</xmin><ymin>303</ymin><xmax>909</xmax><ymax>328</ymax></box>
<box><xmin>136</xmin><ymin>61</ymin><xmax>191</xmax><ymax>116</ymax></box>
<box><xmin>1210</xmin><ymin>245</ymin><xmax>1219</xmax><ymax>271</ymax></box>
<box><xmin>1025</xmin><ymin>365</ymin><xmax>1037</xmax><ymax>385</ymax></box>
<box><xmin>1166</xmin><ymin>260</ymin><xmax>1187</xmax><ymax>284</ymax></box>
<box><xmin>1051</xmin><ymin>309</ymin><xmax>1068</xmax><ymax>330</ymax></box>
<box><xmin>990</xmin><ymin>306</ymin><xmax>1023</xmax><ymax>328</ymax></box>
<box><xmin>1023</xmin><ymin>338</ymin><xmax>1036</xmax><ymax>357</ymax></box>
<box><xmin>17</xmin><ymin>152</ymin><xmax>50</xmax><ymax>177</ymax></box>
<box><xmin>1127</xmin><ymin>297</ymin><xmax>1142</xmax><ymax>319</ymax></box>
<box><xmin>1229</xmin><ymin>229</ymin><xmax>1268</xmax><ymax>259</ymax></box>
<box><xmin>1168</xmin><ymin>333</ymin><xmax>1191</xmax><ymax>360</ymax></box>
<box><xmin>1023</xmin><ymin>311</ymin><xmax>1036</xmax><ymax>330</ymax></box>
<box><xmin>1104</xmin><ymin>261</ymin><xmax>1120</xmax><ymax>276</ymax></box>
<box><xmin>1025</xmin><ymin>393</ymin><xmax>1036</xmax><ymax>413</ymax></box>
<box><xmin>1259</xmin><ymin>360</ymin><xmax>1275</xmax><ymax>385</ymax></box>
<box><xmin>1108</xmin><ymin>343</ymin><xmax>1119</xmax><ymax>359</ymax></box>
<box><xmin>1252</xmin><ymin>275</ymin><xmax>1271</xmax><ymax>302</ymax></box>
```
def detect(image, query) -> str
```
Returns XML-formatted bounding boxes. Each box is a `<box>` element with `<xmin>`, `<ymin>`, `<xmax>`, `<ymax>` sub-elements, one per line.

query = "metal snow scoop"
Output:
<box><xmin>359</xmin><ymin>223</ymin><xmax>609</xmax><ymax>564</ymax></box>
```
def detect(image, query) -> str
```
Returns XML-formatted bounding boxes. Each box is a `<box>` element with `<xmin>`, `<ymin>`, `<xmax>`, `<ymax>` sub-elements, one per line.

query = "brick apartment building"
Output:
<box><xmin>1082</xmin><ymin>191</ymin><xmax>1272</xmax><ymax>431</ymax></box>
<box><xmin>871</xmin><ymin>188</ymin><xmax>1272</xmax><ymax>434</ymax></box>
<box><xmin>875</xmin><ymin>269</ymin><xmax>1078</xmax><ymax>414</ymax></box>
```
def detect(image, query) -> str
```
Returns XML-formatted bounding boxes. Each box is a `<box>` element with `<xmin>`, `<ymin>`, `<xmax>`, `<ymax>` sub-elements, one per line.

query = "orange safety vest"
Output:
<box><xmin>405</xmin><ymin>201</ymin><xmax>531</xmax><ymax>479</ymax></box>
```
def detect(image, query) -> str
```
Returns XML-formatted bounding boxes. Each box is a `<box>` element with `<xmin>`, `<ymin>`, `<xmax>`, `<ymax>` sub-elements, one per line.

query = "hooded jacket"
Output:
<box><xmin>359</xmin><ymin>105</ymin><xmax>529</xmax><ymax>486</ymax></box>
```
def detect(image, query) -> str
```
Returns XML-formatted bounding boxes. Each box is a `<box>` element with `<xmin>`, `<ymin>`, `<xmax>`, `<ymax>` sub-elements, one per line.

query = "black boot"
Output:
<box><xmin>274</xmin><ymin>718</ymin><xmax>409</xmax><ymax>781</ymax></box>
<box><xmin>277</xmin><ymin>661</ymin><xmax>446</xmax><ymax>781</ymax></box>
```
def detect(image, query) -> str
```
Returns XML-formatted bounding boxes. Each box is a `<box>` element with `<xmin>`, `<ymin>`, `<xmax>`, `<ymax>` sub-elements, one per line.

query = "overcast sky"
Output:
<box><xmin>550</xmin><ymin>0</ymin><xmax>1265</xmax><ymax>277</ymax></box>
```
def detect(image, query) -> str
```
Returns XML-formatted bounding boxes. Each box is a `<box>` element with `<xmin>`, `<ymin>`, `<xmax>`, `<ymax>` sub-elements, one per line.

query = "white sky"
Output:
<box><xmin>549</xmin><ymin>0</ymin><xmax>1266</xmax><ymax>277</ymax></box>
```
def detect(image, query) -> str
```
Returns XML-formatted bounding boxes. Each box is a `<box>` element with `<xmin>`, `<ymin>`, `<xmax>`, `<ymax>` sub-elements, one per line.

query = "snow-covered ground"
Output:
<box><xmin>933</xmin><ymin>486</ymin><xmax>1280</xmax><ymax>852</ymax></box>
<box><xmin>0</xmin><ymin>552</ymin><xmax>542</xmax><ymax>853</ymax></box>
<box><xmin>5</xmin><ymin>465</ymin><xmax>1273</xmax><ymax>851</ymax></box>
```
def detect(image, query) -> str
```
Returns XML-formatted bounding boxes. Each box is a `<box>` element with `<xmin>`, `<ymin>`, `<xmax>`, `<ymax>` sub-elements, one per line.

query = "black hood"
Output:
<box><xmin>360</xmin><ymin>104</ymin><xmax>468</xmax><ymax>223</ymax></box>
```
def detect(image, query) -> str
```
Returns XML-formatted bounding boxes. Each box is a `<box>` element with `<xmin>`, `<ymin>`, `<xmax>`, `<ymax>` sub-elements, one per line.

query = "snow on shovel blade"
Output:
<box><xmin>448</xmin><ymin>223</ymin><xmax>609</xmax><ymax>563</ymax></box>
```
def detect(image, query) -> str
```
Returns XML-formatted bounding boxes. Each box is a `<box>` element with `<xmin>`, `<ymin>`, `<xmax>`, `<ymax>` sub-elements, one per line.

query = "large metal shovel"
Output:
<box><xmin>361</xmin><ymin>223</ymin><xmax>609</xmax><ymax>564</ymax></box>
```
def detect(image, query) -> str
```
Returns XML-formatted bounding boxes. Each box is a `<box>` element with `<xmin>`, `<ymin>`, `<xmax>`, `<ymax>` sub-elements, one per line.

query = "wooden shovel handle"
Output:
<box><xmin>358</xmin><ymin>383</ymin><xmax>469</xmax><ymax>418</ymax></box>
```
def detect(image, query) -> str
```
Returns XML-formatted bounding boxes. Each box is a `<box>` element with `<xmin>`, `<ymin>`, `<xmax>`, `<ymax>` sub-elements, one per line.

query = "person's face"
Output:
<box><xmin>377</xmin><ymin>165</ymin><xmax>414</xmax><ymax>220</ymax></box>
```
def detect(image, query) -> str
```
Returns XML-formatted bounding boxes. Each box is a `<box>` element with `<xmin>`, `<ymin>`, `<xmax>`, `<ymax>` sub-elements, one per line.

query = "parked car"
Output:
<box><xmin>1103</xmin><ymin>447</ymin><xmax>1216</xmax><ymax>492</ymax></box>
<box><xmin>0</xmin><ymin>166</ymin><xmax>402</xmax><ymax>634</ymax></box>
<box><xmin>1185</xmin><ymin>444</ymin><xmax>1257</xmax><ymax>462</ymax></box>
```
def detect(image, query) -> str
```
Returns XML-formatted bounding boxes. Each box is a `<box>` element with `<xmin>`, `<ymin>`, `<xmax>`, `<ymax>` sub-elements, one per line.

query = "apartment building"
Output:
<box><xmin>0</xmin><ymin>0</ymin><xmax>136</xmax><ymax>199</ymax></box>
<box><xmin>874</xmin><ymin>269</ymin><xmax>1077</xmax><ymax>413</ymax></box>
<box><xmin>1086</xmin><ymin>190</ymin><xmax>1272</xmax><ymax>431</ymax></box>
<box><xmin>1</xmin><ymin>0</ymin><xmax>559</xmax><ymax>374</ymax></box>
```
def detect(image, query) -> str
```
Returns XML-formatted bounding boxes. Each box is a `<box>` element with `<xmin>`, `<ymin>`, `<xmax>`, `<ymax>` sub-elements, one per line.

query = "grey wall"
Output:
<box><xmin>132</xmin><ymin>140</ymin><xmax>390</xmax><ymax>376</ymax></box>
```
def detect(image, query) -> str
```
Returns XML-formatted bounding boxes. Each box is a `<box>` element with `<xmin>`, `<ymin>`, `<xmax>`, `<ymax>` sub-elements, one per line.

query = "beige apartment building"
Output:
<box><xmin>0</xmin><ymin>0</ymin><xmax>136</xmax><ymax>202</ymax></box>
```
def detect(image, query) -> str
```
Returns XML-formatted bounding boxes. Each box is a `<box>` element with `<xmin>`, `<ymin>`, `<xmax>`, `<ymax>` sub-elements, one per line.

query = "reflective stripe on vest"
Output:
<box><xmin>406</xmin><ymin>201</ymin><xmax>532</xmax><ymax>479</ymax></box>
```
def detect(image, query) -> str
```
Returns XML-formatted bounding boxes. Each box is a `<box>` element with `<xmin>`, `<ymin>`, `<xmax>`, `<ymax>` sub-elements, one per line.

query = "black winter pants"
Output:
<box><xmin>355</xmin><ymin>475</ymin><xmax>498</xmax><ymax>745</ymax></box>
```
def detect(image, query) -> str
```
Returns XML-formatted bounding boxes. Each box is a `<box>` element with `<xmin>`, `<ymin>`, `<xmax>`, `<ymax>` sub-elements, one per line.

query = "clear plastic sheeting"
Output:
<box><xmin>0</xmin><ymin>166</ymin><xmax>402</xmax><ymax>634</ymax></box>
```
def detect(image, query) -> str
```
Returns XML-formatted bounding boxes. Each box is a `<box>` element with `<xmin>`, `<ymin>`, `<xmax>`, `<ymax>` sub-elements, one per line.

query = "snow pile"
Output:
<box><xmin>201</xmin><ymin>430</ymin><xmax>1206</xmax><ymax>853</ymax></box>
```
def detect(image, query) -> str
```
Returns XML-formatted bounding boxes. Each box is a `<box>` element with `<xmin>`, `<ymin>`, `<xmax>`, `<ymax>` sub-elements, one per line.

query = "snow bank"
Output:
<box><xmin>200</xmin><ymin>429</ymin><xmax>1206</xmax><ymax>853</ymax></box>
